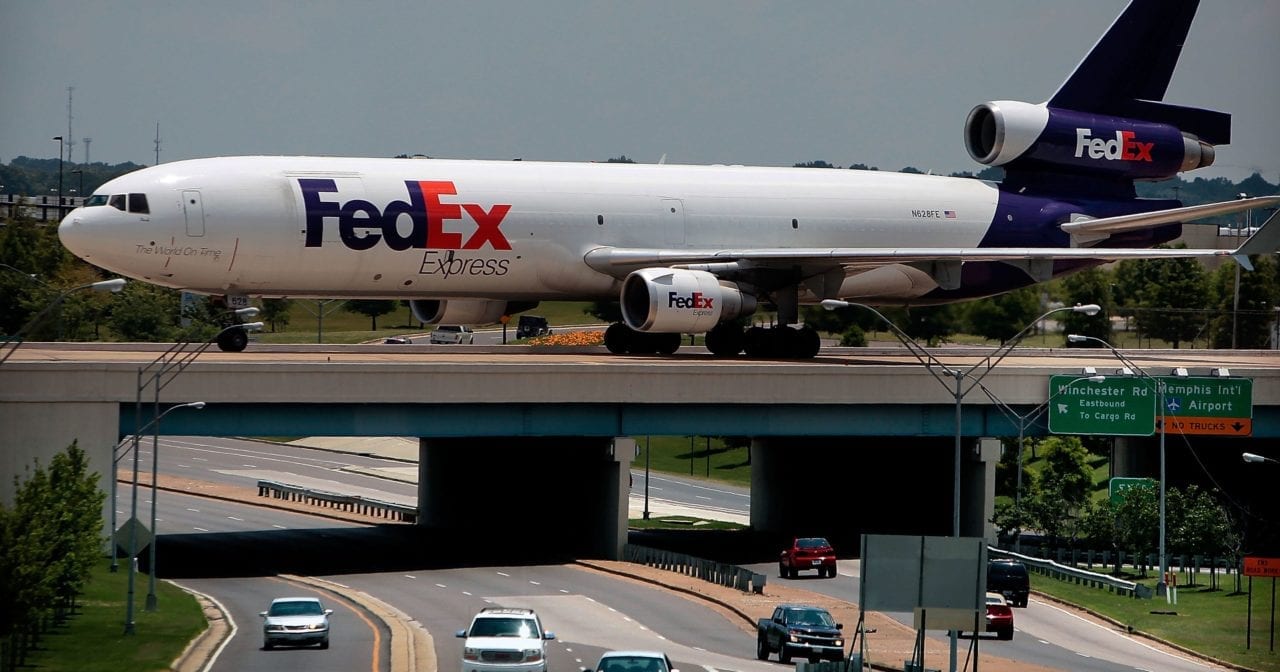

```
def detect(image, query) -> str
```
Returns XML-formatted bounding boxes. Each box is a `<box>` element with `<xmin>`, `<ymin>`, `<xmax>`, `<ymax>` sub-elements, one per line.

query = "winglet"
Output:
<box><xmin>1231</xmin><ymin>206</ymin><xmax>1280</xmax><ymax>269</ymax></box>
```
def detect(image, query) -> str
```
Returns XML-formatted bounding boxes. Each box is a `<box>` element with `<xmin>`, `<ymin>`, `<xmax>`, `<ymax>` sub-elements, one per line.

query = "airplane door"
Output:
<box><xmin>182</xmin><ymin>190</ymin><xmax>205</xmax><ymax>237</ymax></box>
<box><xmin>661</xmin><ymin>198</ymin><xmax>686</xmax><ymax>246</ymax></box>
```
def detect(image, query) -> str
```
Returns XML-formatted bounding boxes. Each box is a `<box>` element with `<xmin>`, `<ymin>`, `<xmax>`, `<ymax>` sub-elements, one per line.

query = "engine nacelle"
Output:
<box><xmin>964</xmin><ymin>100</ymin><xmax>1214</xmax><ymax>180</ymax></box>
<box><xmin>409</xmin><ymin>299</ymin><xmax>529</xmax><ymax>325</ymax></box>
<box><xmin>620</xmin><ymin>268</ymin><xmax>756</xmax><ymax>333</ymax></box>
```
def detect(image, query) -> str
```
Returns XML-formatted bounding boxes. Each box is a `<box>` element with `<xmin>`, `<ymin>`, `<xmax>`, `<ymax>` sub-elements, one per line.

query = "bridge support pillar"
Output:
<box><xmin>967</xmin><ymin>438</ymin><xmax>1001</xmax><ymax>544</ymax></box>
<box><xmin>418</xmin><ymin>436</ymin><xmax>632</xmax><ymax>559</ymax></box>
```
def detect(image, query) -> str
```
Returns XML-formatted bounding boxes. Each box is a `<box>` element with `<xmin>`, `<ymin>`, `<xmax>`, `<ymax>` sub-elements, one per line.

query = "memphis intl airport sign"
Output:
<box><xmin>1047</xmin><ymin>375</ymin><xmax>1253</xmax><ymax>437</ymax></box>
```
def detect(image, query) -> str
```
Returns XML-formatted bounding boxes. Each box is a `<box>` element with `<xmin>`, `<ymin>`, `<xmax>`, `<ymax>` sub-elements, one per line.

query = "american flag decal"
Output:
<box><xmin>944</xmin><ymin>210</ymin><xmax>957</xmax><ymax>218</ymax></box>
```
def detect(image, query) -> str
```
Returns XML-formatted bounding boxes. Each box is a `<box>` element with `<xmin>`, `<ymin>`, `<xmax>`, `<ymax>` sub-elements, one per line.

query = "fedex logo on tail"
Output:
<box><xmin>300</xmin><ymin>179</ymin><xmax>511</xmax><ymax>251</ymax></box>
<box><xmin>1074</xmin><ymin>128</ymin><xmax>1154</xmax><ymax>162</ymax></box>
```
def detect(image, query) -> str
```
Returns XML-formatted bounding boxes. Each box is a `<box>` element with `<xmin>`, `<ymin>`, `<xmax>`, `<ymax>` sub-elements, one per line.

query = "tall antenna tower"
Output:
<box><xmin>153</xmin><ymin>123</ymin><xmax>161</xmax><ymax>165</ymax></box>
<box><xmin>83</xmin><ymin>137</ymin><xmax>92</xmax><ymax>164</ymax></box>
<box><xmin>66</xmin><ymin>86</ymin><xmax>76</xmax><ymax>164</ymax></box>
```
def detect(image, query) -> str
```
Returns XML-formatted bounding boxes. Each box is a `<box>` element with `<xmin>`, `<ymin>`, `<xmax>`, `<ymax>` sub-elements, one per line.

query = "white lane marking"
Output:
<box><xmin>167</xmin><ymin>581</ymin><xmax>236</xmax><ymax>672</ymax></box>
<box><xmin>496</xmin><ymin>571</ymin><xmax>510</xmax><ymax>577</ymax></box>
<box><xmin>192</xmin><ymin>457</ymin><xmax>208</xmax><ymax>461</ymax></box>
<box><xmin>405</xmin><ymin>575</ymin><xmax>417</xmax><ymax>580</ymax></box>
<box><xmin>559</xmin><ymin>589</ymin><xmax>569</xmax><ymax>594</ymax></box>
<box><xmin>463</xmin><ymin>591</ymin><xmax>472</xmax><ymax>596</ymax></box>
<box><xmin>242</xmin><ymin>464</ymin><xmax>256</xmax><ymax>468</ymax></box>
<box><xmin>1034</xmin><ymin>598</ymin><xmax>1211</xmax><ymax>666</ymax></box>
<box><xmin>436</xmin><ymin>583</ymin><xmax>448</xmax><ymax>588</ymax></box>
<box><xmin>695</xmin><ymin>495</ymin><xmax>712</xmax><ymax>500</ymax></box>
<box><xmin>193</xmin><ymin>527</ymin><xmax>208</xmax><ymax>532</ymax></box>
<box><xmin>530</xmin><ymin>581</ymin><xmax>540</xmax><ymax>586</ymax></box>
<box><xmin>186</xmin><ymin>508</ymin><xmax>201</xmax><ymax>512</ymax></box>
<box><xmin>227</xmin><ymin>516</ymin><xmax>244</xmax><ymax>521</ymax></box>
<box><xmin>272</xmin><ymin>524</ymin><xmax>287</xmax><ymax>529</ymax></box>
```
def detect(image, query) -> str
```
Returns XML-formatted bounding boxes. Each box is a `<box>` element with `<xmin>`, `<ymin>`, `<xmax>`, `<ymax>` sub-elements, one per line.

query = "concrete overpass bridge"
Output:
<box><xmin>4</xmin><ymin>344</ymin><xmax>1278</xmax><ymax>558</ymax></box>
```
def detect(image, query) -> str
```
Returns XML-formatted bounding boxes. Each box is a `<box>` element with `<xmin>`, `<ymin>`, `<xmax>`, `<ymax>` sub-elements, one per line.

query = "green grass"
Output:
<box><xmin>1033</xmin><ymin>570</ymin><xmax>1279</xmax><ymax>671</ymax></box>
<box><xmin>634</xmin><ymin>436</ymin><xmax>752</xmax><ymax>488</ymax></box>
<box><xmin>19</xmin><ymin>558</ymin><xmax>207</xmax><ymax>672</ymax></box>
<box><xmin>629</xmin><ymin>515</ymin><xmax>746</xmax><ymax>531</ymax></box>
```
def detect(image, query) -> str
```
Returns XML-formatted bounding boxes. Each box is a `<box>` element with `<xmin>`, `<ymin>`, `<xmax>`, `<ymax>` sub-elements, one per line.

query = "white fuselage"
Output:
<box><xmin>58</xmin><ymin>156</ymin><xmax>1001</xmax><ymax>301</ymax></box>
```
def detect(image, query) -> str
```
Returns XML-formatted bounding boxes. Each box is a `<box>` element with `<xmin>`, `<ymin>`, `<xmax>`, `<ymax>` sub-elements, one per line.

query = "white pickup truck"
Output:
<box><xmin>429</xmin><ymin>325</ymin><xmax>475</xmax><ymax>344</ymax></box>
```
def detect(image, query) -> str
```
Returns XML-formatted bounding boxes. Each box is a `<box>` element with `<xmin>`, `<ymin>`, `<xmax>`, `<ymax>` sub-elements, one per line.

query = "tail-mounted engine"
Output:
<box><xmin>620</xmin><ymin>268</ymin><xmax>756</xmax><ymax>333</ymax></box>
<box><xmin>964</xmin><ymin>100</ymin><xmax>1215</xmax><ymax>180</ymax></box>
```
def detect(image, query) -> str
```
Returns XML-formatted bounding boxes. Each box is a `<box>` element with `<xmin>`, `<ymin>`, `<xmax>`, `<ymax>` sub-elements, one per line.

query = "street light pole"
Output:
<box><xmin>53</xmin><ymin>136</ymin><xmax>63</xmax><ymax>215</ymax></box>
<box><xmin>145</xmin><ymin>402</ymin><xmax>205</xmax><ymax>610</ymax></box>
<box><xmin>124</xmin><ymin>401</ymin><xmax>204</xmax><ymax>633</ymax></box>
<box><xmin>824</xmin><ymin>300</ymin><xmax>1099</xmax><ymax>672</ymax></box>
<box><xmin>1067</xmin><ymin>334</ymin><xmax>1177</xmax><ymax>597</ymax></box>
<box><xmin>1243</xmin><ymin>453</ymin><xmax>1279</xmax><ymax>466</ymax></box>
<box><xmin>0</xmin><ymin>277</ymin><xmax>126</xmax><ymax>365</ymax></box>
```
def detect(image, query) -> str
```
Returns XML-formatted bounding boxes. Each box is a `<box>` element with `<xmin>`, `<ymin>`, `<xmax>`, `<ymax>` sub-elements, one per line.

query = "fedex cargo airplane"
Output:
<box><xmin>58</xmin><ymin>0</ymin><xmax>1278</xmax><ymax>357</ymax></box>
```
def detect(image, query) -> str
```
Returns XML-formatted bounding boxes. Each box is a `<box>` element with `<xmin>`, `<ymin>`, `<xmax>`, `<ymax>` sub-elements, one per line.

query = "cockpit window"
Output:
<box><xmin>84</xmin><ymin>194</ymin><xmax>109</xmax><ymax>207</ymax></box>
<box><xmin>108</xmin><ymin>194</ymin><xmax>126</xmax><ymax>211</ymax></box>
<box><xmin>128</xmin><ymin>193</ymin><xmax>150</xmax><ymax>214</ymax></box>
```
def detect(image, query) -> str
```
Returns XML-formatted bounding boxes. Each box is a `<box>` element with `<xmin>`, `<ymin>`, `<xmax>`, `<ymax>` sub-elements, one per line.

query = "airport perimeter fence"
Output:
<box><xmin>256</xmin><ymin>479</ymin><xmax>418</xmax><ymax>523</ymax></box>
<box><xmin>992</xmin><ymin>546</ymin><xmax>1247</xmax><ymax>598</ymax></box>
<box><xmin>624</xmin><ymin>544</ymin><xmax>767</xmax><ymax>594</ymax></box>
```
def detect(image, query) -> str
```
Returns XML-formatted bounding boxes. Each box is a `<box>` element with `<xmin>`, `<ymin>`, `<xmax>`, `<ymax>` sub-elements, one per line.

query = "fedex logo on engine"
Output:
<box><xmin>1073</xmin><ymin>129</ymin><xmax>1154</xmax><ymax>162</ymax></box>
<box><xmin>669</xmin><ymin>292</ymin><xmax>714</xmax><ymax>311</ymax></box>
<box><xmin>300</xmin><ymin>178</ymin><xmax>511</xmax><ymax>251</ymax></box>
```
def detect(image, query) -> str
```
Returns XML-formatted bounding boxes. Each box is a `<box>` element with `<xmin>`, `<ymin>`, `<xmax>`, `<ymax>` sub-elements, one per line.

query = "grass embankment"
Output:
<box><xmin>20</xmin><ymin>558</ymin><xmax>206</xmax><ymax>672</ymax></box>
<box><xmin>1034</xmin><ymin>570</ymin><xmax>1278</xmax><ymax>671</ymax></box>
<box><xmin>634</xmin><ymin>436</ymin><xmax>752</xmax><ymax>488</ymax></box>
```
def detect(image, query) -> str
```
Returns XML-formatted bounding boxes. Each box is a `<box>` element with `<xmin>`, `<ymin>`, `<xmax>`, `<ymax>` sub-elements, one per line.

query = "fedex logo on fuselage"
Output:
<box><xmin>300</xmin><ymin>178</ymin><xmax>511</xmax><ymax>251</ymax></box>
<box><xmin>1073</xmin><ymin>128</ymin><xmax>1153</xmax><ymax>162</ymax></box>
<box><xmin>669</xmin><ymin>292</ymin><xmax>714</xmax><ymax>310</ymax></box>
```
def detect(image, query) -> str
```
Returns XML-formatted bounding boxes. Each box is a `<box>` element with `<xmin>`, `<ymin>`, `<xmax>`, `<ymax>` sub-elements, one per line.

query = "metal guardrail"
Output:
<box><xmin>256</xmin><ymin>479</ymin><xmax>417</xmax><ymax>523</ymax></box>
<box><xmin>989</xmin><ymin>547</ymin><xmax>1149</xmax><ymax>599</ymax></box>
<box><xmin>624</xmin><ymin>544</ymin><xmax>766</xmax><ymax>594</ymax></box>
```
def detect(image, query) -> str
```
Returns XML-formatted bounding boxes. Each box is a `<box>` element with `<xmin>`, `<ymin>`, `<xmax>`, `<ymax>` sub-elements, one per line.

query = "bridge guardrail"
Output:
<box><xmin>256</xmin><ymin>479</ymin><xmax>417</xmax><ymax>523</ymax></box>
<box><xmin>624</xmin><ymin>544</ymin><xmax>766</xmax><ymax>594</ymax></box>
<box><xmin>989</xmin><ymin>547</ymin><xmax>1149</xmax><ymax>599</ymax></box>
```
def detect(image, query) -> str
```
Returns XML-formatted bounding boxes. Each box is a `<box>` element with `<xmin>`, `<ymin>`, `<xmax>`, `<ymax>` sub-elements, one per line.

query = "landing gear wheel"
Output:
<box><xmin>705</xmin><ymin>322</ymin><xmax>745</xmax><ymax>357</ymax></box>
<box><xmin>655</xmin><ymin>332</ymin><xmax>682</xmax><ymax>355</ymax></box>
<box><xmin>604</xmin><ymin>323</ymin><xmax>631</xmax><ymax>354</ymax></box>
<box><xmin>743</xmin><ymin>326</ymin><xmax>771</xmax><ymax>358</ymax></box>
<box><xmin>796</xmin><ymin>326</ymin><xmax>821</xmax><ymax>359</ymax></box>
<box><xmin>216</xmin><ymin>326</ymin><xmax>249</xmax><ymax>352</ymax></box>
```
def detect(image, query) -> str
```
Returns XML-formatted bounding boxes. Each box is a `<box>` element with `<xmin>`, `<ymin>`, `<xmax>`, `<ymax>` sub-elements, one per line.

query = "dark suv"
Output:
<box><xmin>987</xmin><ymin>559</ymin><xmax>1029</xmax><ymax>607</ymax></box>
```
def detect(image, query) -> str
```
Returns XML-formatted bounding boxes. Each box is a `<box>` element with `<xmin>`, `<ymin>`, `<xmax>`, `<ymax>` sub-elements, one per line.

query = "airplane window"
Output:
<box><xmin>128</xmin><ymin>193</ymin><xmax>150</xmax><ymax>214</ymax></box>
<box><xmin>84</xmin><ymin>194</ymin><xmax>109</xmax><ymax>207</ymax></box>
<box><xmin>109</xmin><ymin>194</ymin><xmax>126</xmax><ymax>211</ymax></box>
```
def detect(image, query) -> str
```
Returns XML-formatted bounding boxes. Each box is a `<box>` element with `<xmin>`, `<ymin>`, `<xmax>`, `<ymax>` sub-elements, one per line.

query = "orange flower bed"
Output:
<box><xmin>527</xmin><ymin>330</ymin><xmax>605</xmax><ymax>346</ymax></box>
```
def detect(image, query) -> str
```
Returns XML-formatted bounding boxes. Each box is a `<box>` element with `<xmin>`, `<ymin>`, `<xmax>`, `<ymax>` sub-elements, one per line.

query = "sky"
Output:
<box><xmin>3</xmin><ymin>1</ymin><xmax>1277</xmax><ymax>184</ymax></box>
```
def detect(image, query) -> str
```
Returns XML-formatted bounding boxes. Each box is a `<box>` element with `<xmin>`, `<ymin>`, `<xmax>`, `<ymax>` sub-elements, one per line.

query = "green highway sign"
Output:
<box><xmin>1047</xmin><ymin>375</ymin><xmax>1156</xmax><ymax>436</ymax></box>
<box><xmin>1109</xmin><ymin>477</ymin><xmax>1156</xmax><ymax>506</ymax></box>
<box><xmin>1156</xmin><ymin>376</ymin><xmax>1253</xmax><ymax>436</ymax></box>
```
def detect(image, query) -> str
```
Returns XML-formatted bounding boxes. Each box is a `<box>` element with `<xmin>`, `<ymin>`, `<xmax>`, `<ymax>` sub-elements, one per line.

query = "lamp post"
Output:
<box><xmin>53</xmin><ymin>136</ymin><xmax>64</xmax><ymax>213</ymax></box>
<box><xmin>72</xmin><ymin>169</ymin><xmax>84</xmax><ymax>204</ymax></box>
<box><xmin>823</xmin><ymin>300</ymin><xmax>1099</xmax><ymax>672</ymax></box>
<box><xmin>144</xmin><ymin>400</ymin><xmax>206</xmax><ymax>610</ymax></box>
<box><xmin>0</xmin><ymin>277</ymin><xmax>126</xmax><ymax>365</ymax></box>
<box><xmin>124</xmin><ymin>401</ymin><xmax>205</xmax><ymax>634</ymax></box>
<box><xmin>1067</xmin><ymin>333</ymin><xmax>1183</xmax><ymax>598</ymax></box>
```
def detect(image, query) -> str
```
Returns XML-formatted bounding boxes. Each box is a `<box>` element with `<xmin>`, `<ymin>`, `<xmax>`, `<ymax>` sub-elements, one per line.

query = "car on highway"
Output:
<box><xmin>984</xmin><ymin>592</ymin><xmax>1014</xmax><ymax>640</ymax></box>
<box><xmin>779</xmin><ymin>536</ymin><xmax>837</xmax><ymax>578</ymax></box>
<box><xmin>584</xmin><ymin>650</ymin><xmax>678</xmax><ymax>672</ymax></box>
<box><xmin>756</xmin><ymin>604</ymin><xmax>844</xmax><ymax>663</ymax></box>
<box><xmin>430</xmin><ymin>324</ymin><xmax>475</xmax><ymax>344</ymax></box>
<box><xmin>987</xmin><ymin>558</ymin><xmax>1030</xmax><ymax>607</ymax></box>
<box><xmin>260</xmin><ymin>596</ymin><xmax>332</xmax><ymax>649</ymax></box>
<box><xmin>383</xmin><ymin>336</ymin><xmax>412</xmax><ymax>344</ymax></box>
<box><xmin>457</xmin><ymin>607</ymin><xmax>556</xmax><ymax>672</ymax></box>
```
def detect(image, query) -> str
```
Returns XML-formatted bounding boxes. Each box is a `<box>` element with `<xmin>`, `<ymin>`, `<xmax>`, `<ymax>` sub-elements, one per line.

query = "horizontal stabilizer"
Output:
<box><xmin>1060</xmin><ymin>196</ymin><xmax>1280</xmax><ymax>237</ymax></box>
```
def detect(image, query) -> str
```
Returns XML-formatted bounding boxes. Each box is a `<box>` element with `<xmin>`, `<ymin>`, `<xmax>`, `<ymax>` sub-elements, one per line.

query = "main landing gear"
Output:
<box><xmin>604</xmin><ymin>322</ymin><xmax>821</xmax><ymax>359</ymax></box>
<box><xmin>215</xmin><ymin>326</ymin><xmax>250</xmax><ymax>352</ymax></box>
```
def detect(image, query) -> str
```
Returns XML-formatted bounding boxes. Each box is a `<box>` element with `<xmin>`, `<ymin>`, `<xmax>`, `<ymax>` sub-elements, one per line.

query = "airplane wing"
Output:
<box><xmin>584</xmin><ymin>196</ymin><xmax>1280</xmax><ymax>288</ymax></box>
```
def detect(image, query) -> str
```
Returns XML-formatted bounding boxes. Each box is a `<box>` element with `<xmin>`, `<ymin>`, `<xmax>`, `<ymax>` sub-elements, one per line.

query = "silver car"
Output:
<box><xmin>260</xmin><ymin>596</ymin><xmax>332</xmax><ymax>649</ymax></box>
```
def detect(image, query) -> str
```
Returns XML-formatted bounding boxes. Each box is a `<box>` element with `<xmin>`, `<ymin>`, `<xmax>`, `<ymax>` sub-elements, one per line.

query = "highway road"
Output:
<box><xmin>137</xmin><ymin>436</ymin><xmax>1228</xmax><ymax>672</ymax></box>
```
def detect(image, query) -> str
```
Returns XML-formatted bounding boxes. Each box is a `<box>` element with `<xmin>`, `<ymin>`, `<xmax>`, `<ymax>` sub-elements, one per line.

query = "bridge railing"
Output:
<box><xmin>624</xmin><ymin>543</ymin><xmax>766</xmax><ymax>594</ymax></box>
<box><xmin>989</xmin><ymin>547</ymin><xmax>1148</xmax><ymax>599</ymax></box>
<box><xmin>256</xmin><ymin>479</ymin><xmax>417</xmax><ymax>523</ymax></box>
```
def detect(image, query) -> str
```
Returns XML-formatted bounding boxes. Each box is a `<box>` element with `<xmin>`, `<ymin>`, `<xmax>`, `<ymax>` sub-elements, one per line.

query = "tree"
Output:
<box><xmin>1059</xmin><ymin>268</ymin><xmax>1113</xmax><ymax>345</ymax></box>
<box><xmin>107</xmin><ymin>281</ymin><xmax>182</xmax><ymax>342</ymax></box>
<box><xmin>584</xmin><ymin>300</ymin><xmax>622</xmax><ymax>323</ymax></box>
<box><xmin>1028</xmin><ymin>436</ymin><xmax>1093</xmax><ymax>546</ymax></box>
<box><xmin>1209</xmin><ymin>255</ymin><xmax>1278</xmax><ymax>348</ymax></box>
<box><xmin>1134</xmin><ymin>250</ymin><xmax>1209</xmax><ymax>348</ymax></box>
<box><xmin>794</xmin><ymin>160</ymin><xmax>836</xmax><ymax>169</ymax></box>
<box><xmin>45</xmin><ymin>442</ymin><xmax>104</xmax><ymax>618</ymax></box>
<box><xmin>964</xmin><ymin>287</ymin><xmax>1041</xmax><ymax>343</ymax></box>
<box><xmin>345</xmin><ymin>300</ymin><xmax>398</xmax><ymax>330</ymax></box>
<box><xmin>1112</xmin><ymin>481</ymin><xmax>1159</xmax><ymax>575</ymax></box>
<box><xmin>258</xmin><ymin>299</ymin><xmax>294</xmax><ymax>333</ymax></box>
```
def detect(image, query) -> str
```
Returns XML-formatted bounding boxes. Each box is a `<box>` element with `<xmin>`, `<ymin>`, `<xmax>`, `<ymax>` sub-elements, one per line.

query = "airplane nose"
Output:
<box><xmin>58</xmin><ymin>210</ymin><xmax>91</xmax><ymax>258</ymax></box>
